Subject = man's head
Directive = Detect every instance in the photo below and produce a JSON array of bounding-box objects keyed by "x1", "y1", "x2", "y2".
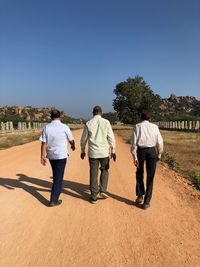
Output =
[
  {"x1": 93, "y1": 105, "x2": 102, "y2": 116},
  {"x1": 141, "y1": 111, "x2": 151, "y2": 121},
  {"x1": 51, "y1": 109, "x2": 61, "y2": 120}
]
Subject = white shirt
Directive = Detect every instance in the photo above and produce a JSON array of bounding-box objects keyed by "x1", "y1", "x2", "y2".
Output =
[
  {"x1": 80, "y1": 115, "x2": 116, "y2": 158},
  {"x1": 131, "y1": 120, "x2": 164, "y2": 160},
  {"x1": 40, "y1": 120, "x2": 74, "y2": 160}
]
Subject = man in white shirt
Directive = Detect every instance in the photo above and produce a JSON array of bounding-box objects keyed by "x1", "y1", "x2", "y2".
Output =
[
  {"x1": 40, "y1": 109, "x2": 75, "y2": 207},
  {"x1": 131, "y1": 111, "x2": 163, "y2": 209},
  {"x1": 80, "y1": 106, "x2": 116, "y2": 202}
]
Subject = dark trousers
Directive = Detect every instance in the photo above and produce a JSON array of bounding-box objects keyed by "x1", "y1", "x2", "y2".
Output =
[
  {"x1": 49, "y1": 158, "x2": 67, "y2": 202},
  {"x1": 89, "y1": 157, "x2": 110, "y2": 197},
  {"x1": 136, "y1": 147, "x2": 157, "y2": 204}
]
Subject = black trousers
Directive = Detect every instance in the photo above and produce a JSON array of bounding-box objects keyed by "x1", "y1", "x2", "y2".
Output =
[
  {"x1": 49, "y1": 158, "x2": 67, "y2": 202},
  {"x1": 136, "y1": 147, "x2": 157, "y2": 204}
]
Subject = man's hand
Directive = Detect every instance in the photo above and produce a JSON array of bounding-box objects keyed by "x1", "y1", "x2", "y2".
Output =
[
  {"x1": 157, "y1": 154, "x2": 161, "y2": 161},
  {"x1": 70, "y1": 140, "x2": 75, "y2": 151},
  {"x1": 111, "y1": 153, "x2": 116, "y2": 162},
  {"x1": 80, "y1": 152, "x2": 86, "y2": 160},
  {"x1": 71, "y1": 144, "x2": 75, "y2": 151},
  {"x1": 134, "y1": 159, "x2": 139, "y2": 168},
  {"x1": 41, "y1": 156, "x2": 47, "y2": 166}
]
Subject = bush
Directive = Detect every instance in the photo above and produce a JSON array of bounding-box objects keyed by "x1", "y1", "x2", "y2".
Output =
[
  {"x1": 162, "y1": 152, "x2": 180, "y2": 171},
  {"x1": 193, "y1": 172, "x2": 200, "y2": 190}
]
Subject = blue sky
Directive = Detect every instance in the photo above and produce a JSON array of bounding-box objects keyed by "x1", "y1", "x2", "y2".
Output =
[{"x1": 0, "y1": 0, "x2": 200, "y2": 118}]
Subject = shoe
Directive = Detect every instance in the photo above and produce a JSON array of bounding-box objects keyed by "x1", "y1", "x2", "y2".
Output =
[
  {"x1": 136, "y1": 196, "x2": 143, "y2": 204},
  {"x1": 90, "y1": 196, "x2": 97, "y2": 203},
  {"x1": 49, "y1": 200, "x2": 62, "y2": 207},
  {"x1": 143, "y1": 203, "x2": 150, "y2": 210},
  {"x1": 99, "y1": 192, "x2": 109, "y2": 199}
]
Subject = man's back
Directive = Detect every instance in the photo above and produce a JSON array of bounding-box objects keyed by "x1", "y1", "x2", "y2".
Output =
[
  {"x1": 81, "y1": 115, "x2": 115, "y2": 158},
  {"x1": 40, "y1": 120, "x2": 73, "y2": 160},
  {"x1": 135, "y1": 120, "x2": 161, "y2": 148}
]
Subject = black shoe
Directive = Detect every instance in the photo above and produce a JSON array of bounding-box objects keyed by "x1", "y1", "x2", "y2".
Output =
[
  {"x1": 90, "y1": 196, "x2": 97, "y2": 203},
  {"x1": 49, "y1": 200, "x2": 62, "y2": 207},
  {"x1": 136, "y1": 196, "x2": 143, "y2": 204},
  {"x1": 143, "y1": 203, "x2": 150, "y2": 210}
]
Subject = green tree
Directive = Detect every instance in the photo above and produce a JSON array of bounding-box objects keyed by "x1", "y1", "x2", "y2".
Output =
[
  {"x1": 102, "y1": 112, "x2": 118, "y2": 124},
  {"x1": 113, "y1": 76, "x2": 161, "y2": 124}
]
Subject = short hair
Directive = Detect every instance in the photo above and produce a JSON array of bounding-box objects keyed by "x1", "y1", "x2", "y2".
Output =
[
  {"x1": 141, "y1": 111, "x2": 151, "y2": 121},
  {"x1": 93, "y1": 105, "x2": 102, "y2": 115},
  {"x1": 51, "y1": 109, "x2": 61, "y2": 119}
]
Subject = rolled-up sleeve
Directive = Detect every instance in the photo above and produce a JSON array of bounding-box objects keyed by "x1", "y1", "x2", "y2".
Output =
[
  {"x1": 157, "y1": 128, "x2": 164, "y2": 158},
  {"x1": 65, "y1": 126, "x2": 74, "y2": 142},
  {"x1": 107, "y1": 123, "x2": 116, "y2": 153},
  {"x1": 130, "y1": 126, "x2": 138, "y2": 160},
  {"x1": 80, "y1": 125, "x2": 88, "y2": 153},
  {"x1": 39, "y1": 127, "x2": 47, "y2": 143}
]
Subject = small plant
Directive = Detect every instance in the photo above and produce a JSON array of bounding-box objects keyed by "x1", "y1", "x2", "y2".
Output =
[
  {"x1": 162, "y1": 152, "x2": 180, "y2": 171},
  {"x1": 193, "y1": 172, "x2": 200, "y2": 190}
]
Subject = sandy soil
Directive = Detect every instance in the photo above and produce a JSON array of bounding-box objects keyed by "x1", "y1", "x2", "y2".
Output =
[{"x1": 0, "y1": 130, "x2": 199, "y2": 267}]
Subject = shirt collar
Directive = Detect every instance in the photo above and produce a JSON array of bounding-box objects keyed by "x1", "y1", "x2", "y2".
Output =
[
  {"x1": 94, "y1": 115, "x2": 101, "y2": 118},
  {"x1": 51, "y1": 119, "x2": 61, "y2": 123}
]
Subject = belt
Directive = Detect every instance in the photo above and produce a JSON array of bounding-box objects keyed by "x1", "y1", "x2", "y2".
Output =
[{"x1": 138, "y1": 146, "x2": 155, "y2": 149}]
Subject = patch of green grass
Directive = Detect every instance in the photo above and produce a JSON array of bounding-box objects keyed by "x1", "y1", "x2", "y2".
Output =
[
  {"x1": 162, "y1": 152, "x2": 180, "y2": 172},
  {"x1": 193, "y1": 172, "x2": 200, "y2": 190}
]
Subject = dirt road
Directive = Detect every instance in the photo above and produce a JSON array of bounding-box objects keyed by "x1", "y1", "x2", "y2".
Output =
[{"x1": 0, "y1": 130, "x2": 199, "y2": 267}]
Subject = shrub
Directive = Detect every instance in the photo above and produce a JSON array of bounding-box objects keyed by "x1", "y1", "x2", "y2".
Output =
[
  {"x1": 193, "y1": 172, "x2": 200, "y2": 190},
  {"x1": 162, "y1": 152, "x2": 180, "y2": 171}
]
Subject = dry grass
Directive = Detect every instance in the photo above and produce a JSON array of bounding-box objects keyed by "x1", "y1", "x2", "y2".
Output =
[
  {"x1": 0, "y1": 132, "x2": 40, "y2": 150},
  {"x1": 161, "y1": 130, "x2": 200, "y2": 178},
  {"x1": 115, "y1": 129, "x2": 132, "y2": 143},
  {"x1": 0, "y1": 126, "x2": 79, "y2": 150},
  {"x1": 115, "y1": 128, "x2": 200, "y2": 181}
]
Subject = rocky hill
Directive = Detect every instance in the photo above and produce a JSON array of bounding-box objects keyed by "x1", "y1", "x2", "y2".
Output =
[
  {"x1": 0, "y1": 106, "x2": 81, "y2": 123},
  {"x1": 160, "y1": 94, "x2": 200, "y2": 116}
]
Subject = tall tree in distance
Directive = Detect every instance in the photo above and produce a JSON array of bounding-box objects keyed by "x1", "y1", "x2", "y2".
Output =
[{"x1": 113, "y1": 76, "x2": 161, "y2": 124}]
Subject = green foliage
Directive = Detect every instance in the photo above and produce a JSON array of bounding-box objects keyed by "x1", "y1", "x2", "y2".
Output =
[
  {"x1": 159, "y1": 114, "x2": 200, "y2": 122},
  {"x1": 193, "y1": 172, "x2": 200, "y2": 190},
  {"x1": 102, "y1": 112, "x2": 118, "y2": 124},
  {"x1": 162, "y1": 152, "x2": 180, "y2": 171},
  {"x1": 113, "y1": 76, "x2": 161, "y2": 124}
]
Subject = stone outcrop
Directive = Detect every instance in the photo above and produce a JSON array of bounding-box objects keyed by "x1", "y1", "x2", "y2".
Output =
[
  {"x1": 0, "y1": 106, "x2": 60, "y2": 121},
  {"x1": 160, "y1": 94, "x2": 199, "y2": 115}
]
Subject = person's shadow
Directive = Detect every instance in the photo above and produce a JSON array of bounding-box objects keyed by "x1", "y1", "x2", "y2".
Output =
[
  {"x1": 0, "y1": 174, "x2": 90, "y2": 206},
  {"x1": 0, "y1": 174, "x2": 139, "y2": 208}
]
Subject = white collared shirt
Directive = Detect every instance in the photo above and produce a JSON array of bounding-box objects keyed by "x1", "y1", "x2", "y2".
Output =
[
  {"x1": 80, "y1": 115, "x2": 116, "y2": 158},
  {"x1": 40, "y1": 120, "x2": 74, "y2": 160},
  {"x1": 131, "y1": 120, "x2": 164, "y2": 160}
]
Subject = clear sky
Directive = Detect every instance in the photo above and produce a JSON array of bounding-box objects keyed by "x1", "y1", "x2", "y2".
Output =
[{"x1": 0, "y1": 0, "x2": 200, "y2": 118}]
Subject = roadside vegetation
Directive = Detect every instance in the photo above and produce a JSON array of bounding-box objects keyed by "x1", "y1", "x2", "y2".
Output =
[
  {"x1": 0, "y1": 125, "x2": 82, "y2": 150},
  {"x1": 115, "y1": 128, "x2": 200, "y2": 190},
  {"x1": 0, "y1": 132, "x2": 40, "y2": 150}
]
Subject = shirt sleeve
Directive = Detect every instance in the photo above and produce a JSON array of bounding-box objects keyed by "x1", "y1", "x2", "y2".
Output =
[
  {"x1": 107, "y1": 122, "x2": 116, "y2": 153},
  {"x1": 130, "y1": 125, "x2": 138, "y2": 160},
  {"x1": 156, "y1": 127, "x2": 164, "y2": 158},
  {"x1": 65, "y1": 126, "x2": 74, "y2": 142},
  {"x1": 80, "y1": 125, "x2": 89, "y2": 153},
  {"x1": 39, "y1": 127, "x2": 47, "y2": 143}
]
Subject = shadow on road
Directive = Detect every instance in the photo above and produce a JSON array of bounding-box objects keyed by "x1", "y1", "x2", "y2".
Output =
[
  {"x1": 0, "y1": 174, "x2": 90, "y2": 206},
  {"x1": 0, "y1": 174, "x2": 140, "y2": 208}
]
